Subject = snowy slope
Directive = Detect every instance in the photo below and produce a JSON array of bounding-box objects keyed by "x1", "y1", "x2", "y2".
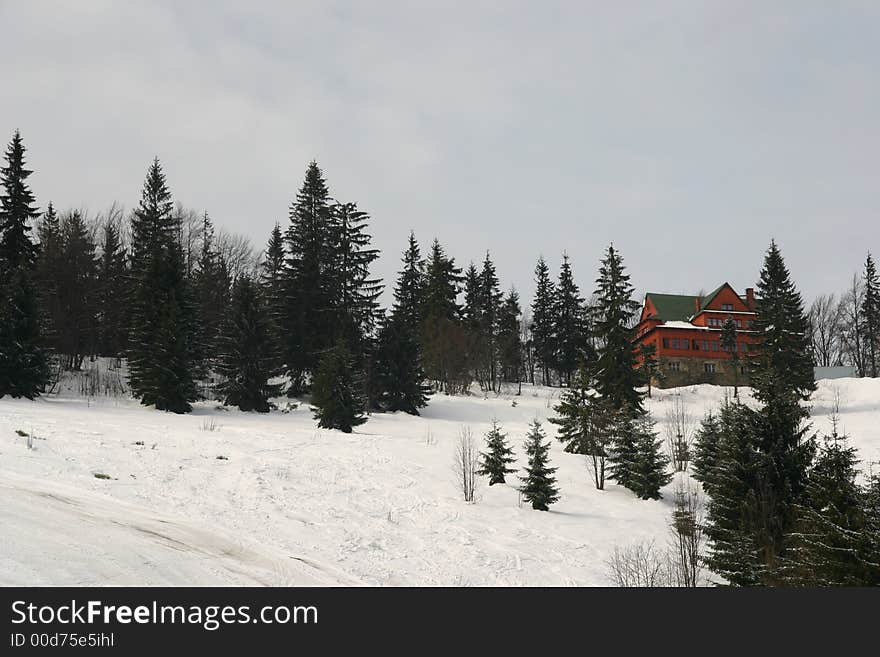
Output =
[{"x1": 1, "y1": 378, "x2": 878, "y2": 586}]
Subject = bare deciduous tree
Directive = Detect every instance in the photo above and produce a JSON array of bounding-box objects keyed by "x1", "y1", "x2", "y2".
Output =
[
  {"x1": 453, "y1": 426, "x2": 479, "y2": 503},
  {"x1": 664, "y1": 393, "x2": 694, "y2": 472},
  {"x1": 216, "y1": 228, "x2": 258, "y2": 280},
  {"x1": 809, "y1": 293, "x2": 843, "y2": 367},
  {"x1": 669, "y1": 481, "x2": 705, "y2": 587},
  {"x1": 839, "y1": 274, "x2": 867, "y2": 376},
  {"x1": 606, "y1": 541, "x2": 676, "y2": 587}
]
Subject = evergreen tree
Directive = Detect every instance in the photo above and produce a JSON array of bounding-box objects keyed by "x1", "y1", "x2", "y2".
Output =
[
  {"x1": 531, "y1": 256, "x2": 557, "y2": 386},
  {"x1": 519, "y1": 420, "x2": 560, "y2": 511},
  {"x1": 749, "y1": 240, "x2": 817, "y2": 570},
  {"x1": 780, "y1": 428, "x2": 878, "y2": 585},
  {"x1": 477, "y1": 420, "x2": 516, "y2": 485},
  {"x1": 554, "y1": 253, "x2": 590, "y2": 386},
  {"x1": 691, "y1": 411, "x2": 723, "y2": 496},
  {"x1": 216, "y1": 274, "x2": 282, "y2": 412},
  {"x1": 861, "y1": 472, "x2": 880, "y2": 584},
  {"x1": 282, "y1": 161, "x2": 332, "y2": 393},
  {"x1": 477, "y1": 252, "x2": 503, "y2": 391},
  {"x1": 703, "y1": 401, "x2": 767, "y2": 586},
  {"x1": 636, "y1": 341, "x2": 659, "y2": 398},
  {"x1": 497, "y1": 288, "x2": 523, "y2": 387},
  {"x1": 720, "y1": 317, "x2": 740, "y2": 397},
  {"x1": 325, "y1": 201, "x2": 382, "y2": 356},
  {"x1": 0, "y1": 131, "x2": 48, "y2": 399},
  {"x1": 56, "y1": 210, "x2": 98, "y2": 370},
  {"x1": 34, "y1": 202, "x2": 63, "y2": 354},
  {"x1": 311, "y1": 339, "x2": 368, "y2": 433},
  {"x1": 591, "y1": 244, "x2": 643, "y2": 416},
  {"x1": 374, "y1": 312, "x2": 430, "y2": 414},
  {"x1": 629, "y1": 413, "x2": 672, "y2": 500},
  {"x1": 421, "y1": 239, "x2": 467, "y2": 393},
  {"x1": 373, "y1": 236, "x2": 430, "y2": 415},
  {"x1": 96, "y1": 220, "x2": 128, "y2": 359},
  {"x1": 259, "y1": 222, "x2": 285, "y2": 371},
  {"x1": 193, "y1": 212, "x2": 231, "y2": 386},
  {"x1": 549, "y1": 365, "x2": 615, "y2": 489},
  {"x1": 860, "y1": 253, "x2": 880, "y2": 377},
  {"x1": 127, "y1": 159, "x2": 197, "y2": 413}
]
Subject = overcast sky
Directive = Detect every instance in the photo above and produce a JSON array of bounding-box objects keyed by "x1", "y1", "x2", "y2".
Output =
[{"x1": 2, "y1": 1, "x2": 878, "y2": 307}]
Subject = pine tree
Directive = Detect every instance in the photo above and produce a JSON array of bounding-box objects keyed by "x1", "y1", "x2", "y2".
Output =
[
  {"x1": 216, "y1": 274, "x2": 282, "y2": 412},
  {"x1": 478, "y1": 420, "x2": 516, "y2": 485},
  {"x1": 531, "y1": 256, "x2": 557, "y2": 386},
  {"x1": 861, "y1": 472, "x2": 880, "y2": 584},
  {"x1": 592, "y1": 244, "x2": 643, "y2": 416},
  {"x1": 549, "y1": 365, "x2": 615, "y2": 489},
  {"x1": 860, "y1": 252, "x2": 880, "y2": 378},
  {"x1": 691, "y1": 411, "x2": 723, "y2": 496},
  {"x1": 749, "y1": 240, "x2": 817, "y2": 569},
  {"x1": 282, "y1": 161, "x2": 332, "y2": 393},
  {"x1": 477, "y1": 252, "x2": 503, "y2": 391},
  {"x1": 0, "y1": 131, "x2": 48, "y2": 399},
  {"x1": 554, "y1": 253, "x2": 590, "y2": 386},
  {"x1": 779, "y1": 428, "x2": 877, "y2": 585},
  {"x1": 394, "y1": 232, "x2": 425, "y2": 329},
  {"x1": 96, "y1": 220, "x2": 128, "y2": 359},
  {"x1": 720, "y1": 317, "x2": 740, "y2": 397},
  {"x1": 519, "y1": 420, "x2": 560, "y2": 511},
  {"x1": 311, "y1": 340, "x2": 368, "y2": 433},
  {"x1": 629, "y1": 413, "x2": 672, "y2": 500},
  {"x1": 127, "y1": 159, "x2": 197, "y2": 413}
]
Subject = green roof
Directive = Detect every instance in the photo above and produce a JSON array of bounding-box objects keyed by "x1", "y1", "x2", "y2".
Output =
[{"x1": 645, "y1": 283, "x2": 732, "y2": 322}]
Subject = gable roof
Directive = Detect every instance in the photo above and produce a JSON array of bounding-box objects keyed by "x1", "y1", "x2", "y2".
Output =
[
  {"x1": 645, "y1": 283, "x2": 737, "y2": 322},
  {"x1": 644, "y1": 293, "x2": 698, "y2": 322}
]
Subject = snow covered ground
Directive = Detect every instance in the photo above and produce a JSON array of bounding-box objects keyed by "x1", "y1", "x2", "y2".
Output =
[{"x1": 1, "y1": 376, "x2": 878, "y2": 586}]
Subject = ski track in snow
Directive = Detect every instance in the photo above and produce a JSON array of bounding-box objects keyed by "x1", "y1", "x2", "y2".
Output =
[{"x1": 1, "y1": 378, "x2": 878, "y2": 586}]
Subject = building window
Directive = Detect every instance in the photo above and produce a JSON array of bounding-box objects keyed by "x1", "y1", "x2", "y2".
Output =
[
  {"x1": 711, "y1": 341, "x2": 719, "y2": 352},
  {"x1": 704, "y1": 363, "x2": 716, "y2": 374},
  {"x1": 662, "y1": 338, "x2": 669, "y2": 349},
  {"x1": 740, "y1": 366, "x2": 748, "y2": 374},
  {"x1": 736, "y1": 320, "x2": 742, "y2": 328},
  {"x1": 722, "y1": 303, "x2": 733, "y2": 311},
  {"x1": 668, "y1": 362, "x2": 681, "y2": 372}
]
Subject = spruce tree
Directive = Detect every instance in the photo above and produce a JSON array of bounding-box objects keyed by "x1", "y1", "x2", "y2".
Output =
[
  {"x1": 549, "y1": 365, "x2": 614, "y2": 489},
  {"x1": 282, "y1": 161, "x2": 332, "y2": 393},
  {"x1": 259, "y1": 222, "x2": 286, "y2": 373},
  {"x1": 35, "y1": 202, "x2": 63, "y2": 354},
  {"x1": 629, "y1": 413, "x2": 672, "y2": 500},
  {"x1": 703, "y1": 401, "x2": 767, "y2": 586},
  {"x1": 497, "y1": 288, "x2": 523, "y2": 387},
  {"x1": 421, "y1": 239, "x2": 466, "y2": 393},
  {"x1": 780, "y1": 428, "x2": 876, "y2": 585},
  {"x1": 720, "y1": 317, "x2": 740, "y2": 397},
  {"x1": 216, "y1": 274, "x2": 282, "y2": 412},
  {"x1": 749, "y1": 240, "x2": 817, "y2": 569},
  {"x1": 691, "y1": 411, "x2": 723, "y2": 496},
  {"x1": 531, "y1": 256, "x2": 557, "y2": 386},
  {"x1": 519, "y1": 420, "x2": 560, "y2": 511},
  {"x1": 860, "y1": 253, "x2": 880, "y2": 378},
  {"x1": 477, "y1": 420, "x2": 516, "y2": 485},
  {"x1": 636, "y1": 341, "x2": 659, "y2": 398},
  {"x1": 373, "y1": 235, "x2": 430, "y2": 415},
  {"x1": 311, "y1": 339, "x2": 367, "y2": 433},
  {"x1": 127, "y1": 159, "x2": 197, "y2": 413},
  {"x1": 554, "y1": 253, "x2": 590, "y2": 386},
  {"x1": 477, "y1": 252, "x2": 503, "y2": 391},
  {"x1": 0, "y1": 131, "x2": 48, "y2": 399},
  {"x1": 96, "y1": 220, "x2": 128, "y2": 359},
  {"x1": 591, "y1": 244, "x2": 643, "y2": 416},
  {"x1": 56, "y1": 210, "x2": 98, "y2": 370},
  {"x1": 192, "y1": 212, "x2": 231, "y2": 387}
]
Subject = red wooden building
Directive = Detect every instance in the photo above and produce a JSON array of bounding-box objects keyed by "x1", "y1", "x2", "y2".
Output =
[{"x1": 633, "y1": 283, "x2": 760, "y2": 388}]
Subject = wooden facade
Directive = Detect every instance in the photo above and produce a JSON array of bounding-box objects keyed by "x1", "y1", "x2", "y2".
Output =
[{"x1": 633, "y1": 283, "x2": 760, "y2": 388}]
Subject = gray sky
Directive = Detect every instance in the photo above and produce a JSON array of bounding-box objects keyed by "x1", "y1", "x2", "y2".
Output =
[{"x1": 2, "y1": 1, "x2": 878, "y2": 307}]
